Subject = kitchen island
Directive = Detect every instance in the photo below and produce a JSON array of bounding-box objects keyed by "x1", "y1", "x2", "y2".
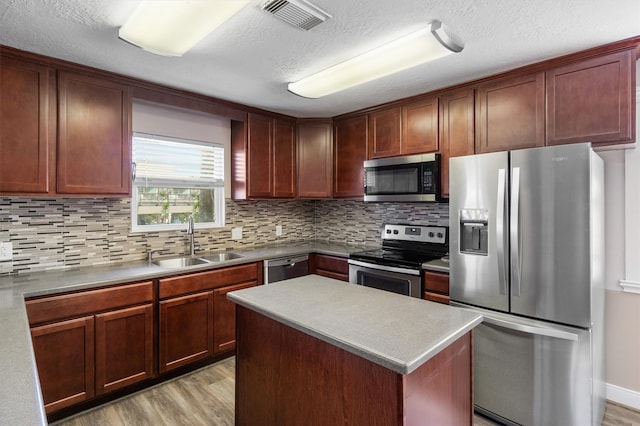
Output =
[{"x1": 228, "y1": 275, "x2": 482, "y2": 426}]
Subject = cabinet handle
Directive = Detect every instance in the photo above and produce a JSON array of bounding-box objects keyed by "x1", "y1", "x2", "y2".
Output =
[{"x1": 132, "y1": 162, "x2": 137, "y2": 182}]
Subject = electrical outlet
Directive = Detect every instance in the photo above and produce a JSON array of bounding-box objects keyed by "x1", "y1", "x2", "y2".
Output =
[
  {"x1": 276, "y1": 225, "x2": 283, "y2": 237},
  {"x1": 231, "y1": 227, "x2": 243, "y2": 240},
  {"x1": 0, "y1": 242, "x2": 13, "y2": 261}
]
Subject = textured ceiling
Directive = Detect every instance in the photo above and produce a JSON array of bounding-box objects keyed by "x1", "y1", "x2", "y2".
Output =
[{"x1": 0, "y1": 0, "x2": 639, "y2": 118}]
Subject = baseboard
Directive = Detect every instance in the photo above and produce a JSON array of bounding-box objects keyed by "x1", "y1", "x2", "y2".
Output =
[{"x1": 607, "y1": 383, "x2": 640, "y2": 410}]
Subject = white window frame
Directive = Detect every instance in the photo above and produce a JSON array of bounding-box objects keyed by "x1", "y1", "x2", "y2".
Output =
[{"x1": 131, "y1": 132, "x2": 225, "y2": 233}]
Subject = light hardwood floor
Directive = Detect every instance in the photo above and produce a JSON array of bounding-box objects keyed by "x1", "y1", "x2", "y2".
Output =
[{"x1": 54, "y1": 357, "x2": 640, "y2": 426}]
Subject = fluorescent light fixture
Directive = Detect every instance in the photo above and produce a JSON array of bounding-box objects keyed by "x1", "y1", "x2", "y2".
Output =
[
  {"x1": 288, "y1": 20, "x2": 464, "y2": 98},
  {"x1": 119, "y1": 1, "x2": 250, "y2": 57}
]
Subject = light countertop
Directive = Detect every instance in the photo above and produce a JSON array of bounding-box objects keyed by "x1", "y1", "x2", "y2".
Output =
[
  {"x1": 0, "y1": 240, "x2": 368, "y2": 426},
  {"x1": 227, "y1": 275, "x2": 482, "y2": 375}
]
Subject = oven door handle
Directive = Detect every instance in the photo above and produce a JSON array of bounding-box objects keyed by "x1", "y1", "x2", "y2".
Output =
[{"x1": 347, "y1": 259, "x2": 421, "y2": 276}]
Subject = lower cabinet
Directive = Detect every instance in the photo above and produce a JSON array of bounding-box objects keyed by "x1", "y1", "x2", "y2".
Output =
[
  {"x1": 310, "y1": 253, "x2": 349, "y2": 281},
  {"x1": 423, "y1": 270, "x2": 450, "y2": 304},
  {"x1": 26, "y1": 261, "x2": 263, "y2": 417},
  {"x1": 30, "y1": 316, "x2": 95, "y2": 413},
  {"x1": 95, "y1": 304, "x2": 154, "y2": 395},
  {"x1": 158, "y1": 263, "x2": 261, "y2": 373},
  {"x1": 159, "y1": 291, "x2": 214, "y2": 373},
  {"x1": 213, "y1": 282, "x2": 257, "y2": 353},
  {"x1": 26, "y1": 281, "x2": 155, "y2": 414}
]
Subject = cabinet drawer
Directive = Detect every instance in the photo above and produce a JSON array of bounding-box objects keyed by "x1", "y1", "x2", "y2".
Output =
[
  {"x1": 26, "y1": 281, "x2": 154, "y2": 325},
  {"x1": 315, "y1": 254, "x2": 348, "y2": 275},
  {"x1": 159, "y1": 263, "x2": 260, "y2": 299},
  {"x1": 424, "y1": 271, "x2": 449, "y2": 294},
  {"x1": 424, "y1": 291, "x2": 450, "y2": 305}
]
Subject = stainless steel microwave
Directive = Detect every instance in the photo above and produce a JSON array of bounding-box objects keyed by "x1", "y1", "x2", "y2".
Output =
[{"x1": 363, "y1": 153, "x2": 441, "y2": 202}]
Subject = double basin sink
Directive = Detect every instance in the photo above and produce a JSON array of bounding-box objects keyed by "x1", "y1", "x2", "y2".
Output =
[{"x1": 152, "y1": 252, "x2": 244, "y2": 268}]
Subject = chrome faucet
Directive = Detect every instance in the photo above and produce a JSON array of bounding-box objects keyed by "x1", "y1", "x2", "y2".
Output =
[{"x1": 187, "y1": 215, "x2": 195, "y2": 256}]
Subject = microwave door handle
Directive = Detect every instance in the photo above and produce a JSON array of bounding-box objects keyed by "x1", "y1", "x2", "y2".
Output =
[
  {"x1": 496, "y1": 168, "x2": 507, "y2": 295},
  {"x1": 510, "y1": 167, "x2": 522, "y2": 297}
]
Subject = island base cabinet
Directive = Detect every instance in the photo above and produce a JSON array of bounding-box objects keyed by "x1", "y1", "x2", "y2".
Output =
[
  {"x1": 31, "y1": 316, "x2": 95, "y2": 413},
  {"x1": 235, "y1": 306, "x2": 472, "y2": 426}
]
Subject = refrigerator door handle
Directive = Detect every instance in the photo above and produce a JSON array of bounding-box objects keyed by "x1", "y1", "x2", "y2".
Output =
[
  {"x1": 483, "y1": 316, "x2": 579, "y2": 341},
  {"x1": 496, "y1": 168, "x2": 507, "y2": 295},
  {"x1": 510, "y1": 167, "x2": 522, "y2": 296}
]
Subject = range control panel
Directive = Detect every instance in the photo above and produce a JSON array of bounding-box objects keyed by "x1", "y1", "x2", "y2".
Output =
[{"x1": 381, "y1": 224, "x2": 447, "y2": 244}]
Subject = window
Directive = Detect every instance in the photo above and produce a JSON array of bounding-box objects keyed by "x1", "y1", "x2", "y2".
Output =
[{"x1": 131, "y1": 133, "x2": 225, "y2": 231}]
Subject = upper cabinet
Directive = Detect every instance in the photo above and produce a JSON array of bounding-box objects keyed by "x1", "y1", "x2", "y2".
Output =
[
  {"x1": 439, "y1": 88, "x2": 475, "y2": 198},
  {"x1": 367, "y1": 98, "x2": 439, "y2": 159},
  {"x1": 297, "y1": 119, "x2": 333, "y2": 199},
  {"x1": 367, "y1": 107, "x2": 402, "y2": 158},
  {"x1": 0, "y1": 54, "x2": 132, "y2": 197},
  {"x1": 475, "y1": 72, "x2": 545, "y2": 153},
  {"x1": 333, "y1": 115, "x2": 367, "y2": 198},
  {"x1": 246, "y1": 113, "x2": 273, "y2": 198},
  {"x1": 0, "y1": 56, "x2": 55, "y2": 194},
  {"x1": 402, "y1": 96, "x2": 439, "y2": 155},
  {"x1": 273, "y1": 118, "x2": 296, "y2": 198},
  {"x1": 57, "y1": 71, "x2": 132, "y2": 195},
  {"x1": 243, "y1": 113, "x2": 296, "y2": 199},
  {"x1": 546, "y1": 49, "x2": 635, "y2": 146}
]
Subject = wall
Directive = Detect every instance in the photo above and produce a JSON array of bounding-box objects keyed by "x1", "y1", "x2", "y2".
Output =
[
  {"x1": 601, "y1": 88, "x2": 640, "y2": 408},
  {"x1": 0, "y1": 197, "x2": 449, "y2": 275},
  {"x1": 314, "y1": 200, "x2": 449, "y2": 245},
  {"x1": 0, "y1": 198, "x2": 314, "y2": 275}
]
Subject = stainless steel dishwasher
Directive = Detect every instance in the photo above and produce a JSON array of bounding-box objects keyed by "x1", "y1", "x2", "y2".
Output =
[{"x1": 264, "y1": 254, "x2": 309, "y2": 284}]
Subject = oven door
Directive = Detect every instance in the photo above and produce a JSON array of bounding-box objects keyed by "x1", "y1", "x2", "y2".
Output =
[{"x1": 348, "y1": 259, "x2": 422, "y2": 298}]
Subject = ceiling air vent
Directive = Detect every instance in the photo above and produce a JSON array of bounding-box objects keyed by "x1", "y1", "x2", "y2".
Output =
[{"x1": 261, "y1": 0, "x2": 331, "y2": 31}]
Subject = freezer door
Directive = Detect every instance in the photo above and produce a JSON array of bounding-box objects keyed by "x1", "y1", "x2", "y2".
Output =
[
  {"x1": 474, "y1": 317, "x2": 600, "y2": 426},
  {"x1": 450, "y1": 151, "x2": 509, "y2": 311},
  {"x1": 509, "y1": 143, "x2": 601, "y2": 327}
]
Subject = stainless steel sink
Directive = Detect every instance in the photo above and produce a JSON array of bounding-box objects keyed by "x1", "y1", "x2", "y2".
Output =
[
  {"x1": 152, "y1": 256, "x2": 210, "y2": 268},
  {"x1": 198, "y1": 252, "x2": 244, "y2": 263}
]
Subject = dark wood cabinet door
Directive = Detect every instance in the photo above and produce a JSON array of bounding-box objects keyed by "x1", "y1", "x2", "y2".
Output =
[
  {"x1": 273, "y1": 119, "x2": 296, "y2": 198},
  {"x1": 95, "y1": 304, "x2": 154, "y2": 395},
  {"x1": 247, "y1": 113, "x2": 273, "y2": 198},
  {"x1": 423, "y1": 270, "x2": 450, "y2": 304},
  {"x1": 439, "y1": 88, "x2": 475, "y2": 198},
  {"x1": 0, "y1": 56, "x2": 54, "y2": 194},
  {"x1": 476, "y1": 73, "x2": 545, "y2": 153},
  {"x1": 31, "y1": 316, "x2": 95, "y2": 414},
  {"x1": 333, "y1": 115, "x2": 367, "y2": 198},
  {"x1": 213, "y1": 281, "x2": 257, "y2": 354},
  {"x1": 368, "y1": 107, "x2": 401, "y2": 159},
  {"x1": 57, "y1": 71, "x2": 131, "y2": 195},
  {"x1": 402, "y1": 96, "x2": 439, "y2": 155},
  {"x1": 159, "y1": 291, "x2": 214, "y2": 373},
  {"x1": 546, "y1": 50, "x2": 635, "y2": 146},
  {"x1": 297, "y1": 119, "x2": 332, "y2": 198},
  {"x1": 310, "y1": 254, "x2": 349, "y2": 282}
]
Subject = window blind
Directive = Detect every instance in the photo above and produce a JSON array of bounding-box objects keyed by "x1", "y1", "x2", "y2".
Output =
[{"x1": 132, "y1": 133, "x2": 224, "y2": 188}]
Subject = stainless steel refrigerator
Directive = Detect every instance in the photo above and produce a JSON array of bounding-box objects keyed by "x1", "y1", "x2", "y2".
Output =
[{"x1": 449, "y1": 143, "x2": 605, "y2": 426}]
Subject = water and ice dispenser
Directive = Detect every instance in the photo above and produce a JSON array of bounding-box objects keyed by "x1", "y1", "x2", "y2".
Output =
[{"x1": 459, "y1": 209, "x2": 489, "y2": 255}]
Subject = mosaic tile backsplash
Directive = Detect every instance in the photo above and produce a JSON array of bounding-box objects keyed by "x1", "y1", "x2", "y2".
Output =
[{"x1": 0, "y1": 197, "x2": 448, "y2": 275}]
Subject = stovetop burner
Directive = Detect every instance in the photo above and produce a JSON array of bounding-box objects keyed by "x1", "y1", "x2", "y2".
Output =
[{"x1": 350, "y1": 224, "x2": 448, "y2": 269}]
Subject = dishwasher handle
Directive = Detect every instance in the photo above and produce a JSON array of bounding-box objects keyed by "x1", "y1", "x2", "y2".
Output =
[{"x1": 264, "y1": 254, "x2": 309, "y2": 268}]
